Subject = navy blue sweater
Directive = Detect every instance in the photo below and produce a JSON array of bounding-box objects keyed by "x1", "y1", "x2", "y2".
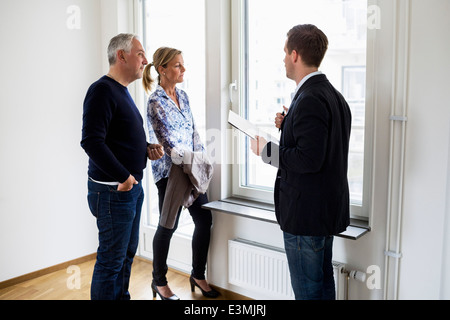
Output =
[{"x1": 81, "y1": 76, "x2": 148, "y2": 183}]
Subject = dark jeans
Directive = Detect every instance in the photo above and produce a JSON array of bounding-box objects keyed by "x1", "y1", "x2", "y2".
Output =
[
  {"x1": 87, "y1": 179, "x2": 144, "y2": 300},
  {"x1": 283, "y1": 233, "x2": 335, "y2": 300},
  {"x1": 152, "y1": 178, "x2": 212, "y2": 286}
]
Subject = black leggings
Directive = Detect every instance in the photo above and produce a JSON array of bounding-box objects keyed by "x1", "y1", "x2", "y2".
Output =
[{"x1": 152, "y1": 178, "x2": 213, "y2": 286}]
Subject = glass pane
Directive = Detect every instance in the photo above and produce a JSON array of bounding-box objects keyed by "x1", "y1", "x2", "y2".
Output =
[
  {"x1": 142, "y1": 0, "x2": 206, "y2": 233},
  {"x1": 243, "y1": 0, "x2": 367, "y2": 206}
]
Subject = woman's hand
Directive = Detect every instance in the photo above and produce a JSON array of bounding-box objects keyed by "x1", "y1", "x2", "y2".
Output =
[{"x1": 147, "y1": 144, "x2": 165, "y2": 160}]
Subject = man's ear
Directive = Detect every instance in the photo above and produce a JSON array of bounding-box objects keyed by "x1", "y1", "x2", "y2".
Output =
[
  {"x1": 291, "y1": 49, "x2": 299, "y2": 63},
  {"x1": 117, "y1": 50, "x2": 126, "y2": 63}
]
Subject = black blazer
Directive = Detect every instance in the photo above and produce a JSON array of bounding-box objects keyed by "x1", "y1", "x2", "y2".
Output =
[{"x1": 263, "y1": 74, "x2": 351, "y2": 236}]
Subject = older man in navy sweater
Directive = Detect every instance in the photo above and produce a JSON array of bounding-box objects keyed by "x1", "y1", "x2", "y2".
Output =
[{"x1": 81, "y1": 34, "x2": 163, "y2": 300}]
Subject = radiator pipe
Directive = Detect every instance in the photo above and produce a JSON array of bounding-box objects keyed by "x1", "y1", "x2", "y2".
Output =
[
  {"x1": 383, "y1": 0, "x2": 410, "y2": 300},
  {"x1": 342, "y1": 268, "x2": 367, "y2": 300}
]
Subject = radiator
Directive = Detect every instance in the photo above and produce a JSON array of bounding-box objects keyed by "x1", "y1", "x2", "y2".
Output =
[
  {"x1": 228, "y1": 239, "x2": 347, "y2": 300},
  {"x1": 332, "y1": 261, "x2": 346, "y2": 300}
]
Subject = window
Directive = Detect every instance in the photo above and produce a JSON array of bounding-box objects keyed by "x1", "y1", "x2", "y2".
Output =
[
  {"x1": 231, "y1": 0, "x2": 371, "y2": 219},
  {"x1": 140, "y1": 0, "x2": 206, "y2": 235}
]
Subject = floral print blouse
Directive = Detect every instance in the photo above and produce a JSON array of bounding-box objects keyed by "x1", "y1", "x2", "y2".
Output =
[{"x1": 147, "y1": 85, "x2": 204, "y2": 183}]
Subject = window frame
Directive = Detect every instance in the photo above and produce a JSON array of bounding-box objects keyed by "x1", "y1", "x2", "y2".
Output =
[
  {"x1": 230, "y1": 0, "x2": 376, "y2": 221},
  {"x1": 230, "y1": 0, "x2": 275, "y2": 204}
]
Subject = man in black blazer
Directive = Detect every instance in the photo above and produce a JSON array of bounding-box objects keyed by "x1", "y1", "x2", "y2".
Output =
[{"x1": 251, "y1": 24, "x2": 352, "y2": 300}]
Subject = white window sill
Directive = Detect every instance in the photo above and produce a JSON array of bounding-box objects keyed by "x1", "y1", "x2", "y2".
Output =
[{"x1": 202, "y1": 197, "x2": 369, "y2": 240}]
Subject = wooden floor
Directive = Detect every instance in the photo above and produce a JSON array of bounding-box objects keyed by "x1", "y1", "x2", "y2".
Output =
[{"x1": 0, "y1": 257, "x2": 249, "y2": 300}]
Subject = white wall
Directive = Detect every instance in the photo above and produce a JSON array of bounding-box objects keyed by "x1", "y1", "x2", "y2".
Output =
[
  {"x1": 396, "y1": 0, "x2": 450, "y2": 299},
  {"x1": 0, "y1": 0, "x2": 139, "y2": 283},
  {"x1": 0, "y1": 0, "x2": 103, "y2": 282}
]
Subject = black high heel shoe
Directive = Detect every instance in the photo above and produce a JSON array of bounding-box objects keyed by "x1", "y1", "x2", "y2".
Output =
[
  {"x1": 189, "y1": 276, "x2": 220, "y2": 298},
  {"x1": 151, "y1": 281, "x2": 180, "y2": 300}
]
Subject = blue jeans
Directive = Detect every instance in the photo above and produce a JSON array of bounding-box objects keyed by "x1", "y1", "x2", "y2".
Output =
[
  {"x1": 283, "y1": 232, "x2": 335, "y2": 300},
  {"x1": 87, "y1": 179, "x2": 144, "y2": 300}
]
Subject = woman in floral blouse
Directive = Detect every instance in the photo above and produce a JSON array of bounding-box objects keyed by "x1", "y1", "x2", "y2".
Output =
[{"x1": 142, "y1": 47, "x2": 218, "y2": 300}]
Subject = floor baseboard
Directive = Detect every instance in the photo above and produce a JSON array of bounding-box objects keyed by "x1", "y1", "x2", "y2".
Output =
[{"x1": 0, "y1": 253, "x2": 96, "y2": 290}]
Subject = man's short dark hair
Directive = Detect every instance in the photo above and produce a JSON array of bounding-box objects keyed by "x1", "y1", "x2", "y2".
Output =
[{"x1": 287, "y1": 24, "x2": 328, "y2": 68}]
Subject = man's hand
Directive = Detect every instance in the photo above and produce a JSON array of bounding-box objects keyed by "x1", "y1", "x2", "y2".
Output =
[
  {"x1": 275, "y1": 106, "x2": 289, "y2": 129},
  {"x1": 250, "y1": 135, "x2": 268, "y2": 156},
  {"x1": 147, "y1": 144, "x2": 164, "y2": 160},
  {"x1": 118, "y1": 174, "x2": 138, "y2": 192}
]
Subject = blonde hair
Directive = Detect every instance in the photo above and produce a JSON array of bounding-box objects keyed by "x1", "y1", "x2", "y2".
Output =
[{"x1": 143, "y1": 47, "x2": 182, "y2": 93}]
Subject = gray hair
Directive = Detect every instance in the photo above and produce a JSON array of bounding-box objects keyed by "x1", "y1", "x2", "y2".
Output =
[{"x1": 107, "y1": 33, "x2": 139, "y2": 66}]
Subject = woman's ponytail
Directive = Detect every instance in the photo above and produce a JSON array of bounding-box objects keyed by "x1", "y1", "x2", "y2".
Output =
[{"x1": 142, "y1": 63, "x2": 155, "y2": 94}]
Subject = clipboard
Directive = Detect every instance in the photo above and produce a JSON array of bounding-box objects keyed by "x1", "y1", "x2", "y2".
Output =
[
  {"x1": 228, "y1": 110, "x2": 258, "y2": 140},
  {"x1": 228, "y1": 110, "x2": 279, "y2": 143}
]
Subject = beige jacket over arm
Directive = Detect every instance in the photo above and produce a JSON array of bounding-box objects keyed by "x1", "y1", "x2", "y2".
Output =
[{"x1": 159, "y1": 149, "x2": 213, "y2": 229}]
